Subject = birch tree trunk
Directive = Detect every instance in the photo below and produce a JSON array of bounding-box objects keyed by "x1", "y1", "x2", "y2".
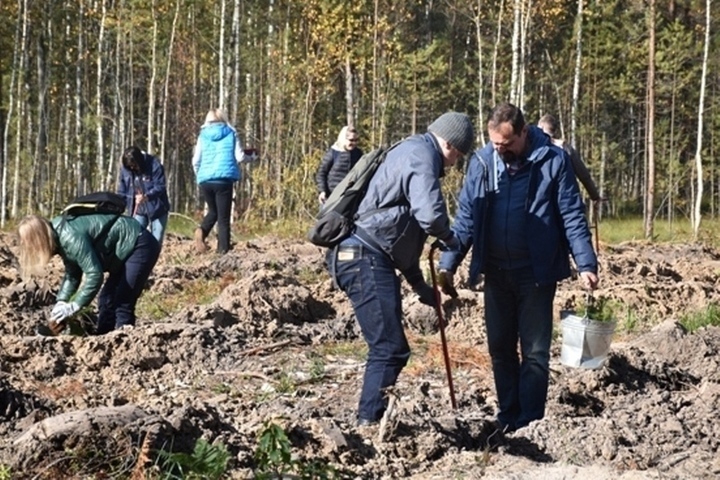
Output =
[
  {"x1": 75, "y1": 0, "x2": 85, "y2": 196},
  {"x1": 644, "y1": 0, "x2": 656, "y2": 239},
  {"x1": 491, "y1": 0, "x2": 505, "y2": 106},
  {"x1": 11, "y1": 0, "x2": 29, "y2": 219},
  {"x1": 345, "y1": 56, "x2": 353, "y2": 127},
  {"x1": 148, "y1": 0, "x2": 158, "y2": 152},
  {"x1": 95, "y1": 0, "x2": 108, "y2": 191},
  {"x1": 517, "y1": 0, "x2": 533, "y2": 108},
  {"x1": 371, "y1": 0, "x2": 379, "y2": 145},
  {"x1": 474, "y1": 0, "x2": 486, "y2": 145},
  {"x1": 218, "y1": 0, "x2": 227, "y2": 111},
  {"x1": 599, "y1": 132, "x2": 606, "y2": 221},
  {"x1": 160, "y1": 0, "x2": 181, "y2": 162},
  {"x1": 570, "y1": 0, "x2": 583, "y2": 148},
  {"x1": 29, "y1": 4, "x2": 50, "y2": 215},
  {"x1": 1, "y1": 0, "x2": 23, "y2": 226},
  {"x1": 692, "y1": 0, "x2": 710, "y2": 238},
  {"x1": 231, "y1": 0, "x2": 240, "y2": 123},
  {"x1": 509, "y1": 0, "x2": 521, "y2": 104}
]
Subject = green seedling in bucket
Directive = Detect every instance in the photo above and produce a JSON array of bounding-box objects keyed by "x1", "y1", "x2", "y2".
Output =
[
  {"x1": 574, "y1": 294, "x2": 618, "y2": 323},
  {"x1": 560, "y1": 292, "x2": 618, "y2": 369}
]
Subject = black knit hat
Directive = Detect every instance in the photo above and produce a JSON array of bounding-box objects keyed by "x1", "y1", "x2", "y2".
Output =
[{"x1": 428, "y1": 112, "x2": 475, "y2": 155}]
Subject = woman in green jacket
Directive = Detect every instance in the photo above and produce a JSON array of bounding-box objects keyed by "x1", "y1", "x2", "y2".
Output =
[{"x1": 18, "y1": 213, "x2": 160, "y2": 334}]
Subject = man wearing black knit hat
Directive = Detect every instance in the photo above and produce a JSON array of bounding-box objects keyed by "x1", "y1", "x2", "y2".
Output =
[{"x1": 331, "y1": 111, "x2": 475, "y2": 427}]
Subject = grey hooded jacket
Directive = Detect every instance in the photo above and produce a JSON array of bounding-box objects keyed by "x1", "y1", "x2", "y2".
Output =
[{"x1": 354, "y1": 132, "x2": 454, "y2": 281}]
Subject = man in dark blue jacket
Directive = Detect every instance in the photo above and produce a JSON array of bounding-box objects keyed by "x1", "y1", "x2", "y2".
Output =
[
  {"x1": 333, "y1": 111, "x2": 474, "y2": 426},
  {"x1": 439, "y1": 103, "x2": 598, "y2": 433}
]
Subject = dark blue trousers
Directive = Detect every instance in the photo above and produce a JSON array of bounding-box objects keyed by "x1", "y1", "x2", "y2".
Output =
[
  {"x1": 199, "y1": 181, "x2": 234, "y2": 253},
  {"x1": 96, "y1": 230, "x2": 160, "y2": 334},
  {"x1": 484, "y1": 265, "x2": 556, "y2": 430},
  {"x1": 333, "y1": 237, "x2": 410, "y2": 422}
]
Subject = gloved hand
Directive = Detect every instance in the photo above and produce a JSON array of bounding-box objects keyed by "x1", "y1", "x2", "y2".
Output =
[
  {"x1": 412, "y1": 281, "x2": 437, "y2": 308},
  {"x1": 318, "y1": 192, "x2": 327, "y2": 204},
  {"x1": 437, "y1": 270, "x2": 459, "y2": 298},
  {"x1": 50, "y1": 301, "x2": 80, "y2": 323},
  {"x1": 431, "y1": 233, "x2": 459, "y2": 251}
]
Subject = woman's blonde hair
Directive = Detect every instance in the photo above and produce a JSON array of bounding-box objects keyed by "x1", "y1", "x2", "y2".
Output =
[
  {"x1": 204, "y1": 108, "x2": 229, "y2": 125},
  {"x1": 17, "y1": 215, "x2": 56, "y2": 279},
  {"x1": 333, "y1": 126, "x2": 358, "y2": 150}
]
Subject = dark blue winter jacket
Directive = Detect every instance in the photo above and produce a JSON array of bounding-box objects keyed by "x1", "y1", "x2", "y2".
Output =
[
  {"x1": 439, "y1": 125, "x2": 597, "y2": 285},
  {"x1": 117, "y1": 152, "x2": 171, "y2": 220}
]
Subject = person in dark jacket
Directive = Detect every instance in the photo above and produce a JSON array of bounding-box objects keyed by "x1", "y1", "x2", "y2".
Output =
[
  {"x1": 118, "y1": 146, "x2": 171, "y2": 248},
  {"x1": 316, "y1": 126, "x2": 363, "y2": 204},
  {"x1": 537, "y1": 113, "x2": 602, "y2": 202},
  {"x1": 333, "y1": 111, "x2": 474, "y2": 426},
  {"x1": 438, "y1": 103, "x2": 599, "y2": 433},
  {"x1": 192, "y1": 108, "x2": 255, "y2": 254},
  {"x1": 17, "y1": 213, "x2": 160, "y2": 334}
]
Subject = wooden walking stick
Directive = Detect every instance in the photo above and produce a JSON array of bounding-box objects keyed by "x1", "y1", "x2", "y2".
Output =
[{"x1": 428, "y1": 244, "x2": 457, "y2": 410}]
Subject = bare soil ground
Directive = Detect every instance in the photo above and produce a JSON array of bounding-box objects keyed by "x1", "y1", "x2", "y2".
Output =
[{"x1": 1, "y1": 232, "x2": 719, "y2": 479}]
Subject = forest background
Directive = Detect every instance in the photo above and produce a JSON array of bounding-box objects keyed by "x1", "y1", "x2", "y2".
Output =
[{"x1": 0, "y1": 0, "x2": 717, "y2": 240}]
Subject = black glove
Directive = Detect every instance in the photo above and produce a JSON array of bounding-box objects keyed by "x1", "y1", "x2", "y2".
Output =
[
  {"x1": 431, "y1": 233, "x2": 459, "y2": 251},
  {"x1": 437, "y1": 270, "x2": 459, "y2": 298},
  {"x1": 412, "y1": 281, "x2": 437, "y2": 308}
]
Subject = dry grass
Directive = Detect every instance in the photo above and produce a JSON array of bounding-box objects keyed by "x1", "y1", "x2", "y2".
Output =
[
  {"x1": 405, "y1": 338, "x2": 491, "y2": 377},
  {"x1": 33, "y1": 378, "x2": 87, "y2": 401}
]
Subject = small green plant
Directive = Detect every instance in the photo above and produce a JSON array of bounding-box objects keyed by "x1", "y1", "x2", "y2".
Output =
[
  {"x1": 570, "y1": 294, "x2": 618, "y2": 323},
  {"x1": 254, "y1": 422, "x2": 294, "y2": 479},
  {"x1": 210, "y1": 382, "x2": 232, "y2": 394},
  {"x1": 679, "y1": 303, "x2": 720, "y2": 333},
  {"x1": 157, "y1": 438, "x2": 230, "y2": 480},
  {"x1": 254, "y1": 422, "x2": 338, "y2": 480},
  {"x1": 0, "y1": 464, "x2": 12, "y2": 480},
  {"x1": 276, "y1": 372, "x2": 297, "y2": 394},
  {"x1": 308, "y1": 355, "x2": 326, "y2": 382},
  {"x1": 296, "y1": 265, "x2": 325, "y2": 284},
  {"x1": 623, "y1": 306, "x2": 640, "y2": 332}
]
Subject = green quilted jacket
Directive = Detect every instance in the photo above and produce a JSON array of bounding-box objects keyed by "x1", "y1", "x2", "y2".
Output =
[{"x1": 51, "y1": 214, "x2": 142, "y2": 307}]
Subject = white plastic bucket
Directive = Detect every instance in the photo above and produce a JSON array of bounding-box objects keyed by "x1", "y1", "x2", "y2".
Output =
[{"x1": 560, "y1": 311, "x2": 616, "y2": 369}]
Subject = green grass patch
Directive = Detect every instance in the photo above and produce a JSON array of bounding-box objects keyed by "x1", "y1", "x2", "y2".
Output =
[
  {"x1": 296, "y1": 265, "x2": 327, "y2": 285},
  {"x1": 313, "y1": 340, "x2": 368, "y2": 360},
  {"x1": 597, "y1": 217, "x2": 720, "y2": 246},
  {"x1": 162, "y1": 215, "x2": 720, "y2": 249},
  {"x1": 137, "y1": 277, "x2": 226, "y2": 320},
  {"x1": 679, "y1": 303, "x2": 720, "y2": 333},
  {"x1": 167, "y1": 212, "x2": 201, "y2": 239}
]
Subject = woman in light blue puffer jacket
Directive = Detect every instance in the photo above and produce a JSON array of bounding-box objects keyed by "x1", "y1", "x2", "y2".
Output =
[{"x1": 192, "y1": 109, "x2": 255, "y2": 254}]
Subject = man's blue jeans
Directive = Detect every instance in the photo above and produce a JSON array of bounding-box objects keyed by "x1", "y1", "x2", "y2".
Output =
[
  {"x1": 134, "y1": 212, "x2": 168, "y2": 249},
  {"x1": 333, "y1": 238, "x2": 410, "y2": 422},
  {"x1": 483, "y1": 265, "x2": 556, "y2": 430}
]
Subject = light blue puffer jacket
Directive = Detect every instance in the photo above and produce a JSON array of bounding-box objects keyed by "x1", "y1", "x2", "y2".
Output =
[{"x1": 194, "y1": 122, "x2": 240, "y2": 184}]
